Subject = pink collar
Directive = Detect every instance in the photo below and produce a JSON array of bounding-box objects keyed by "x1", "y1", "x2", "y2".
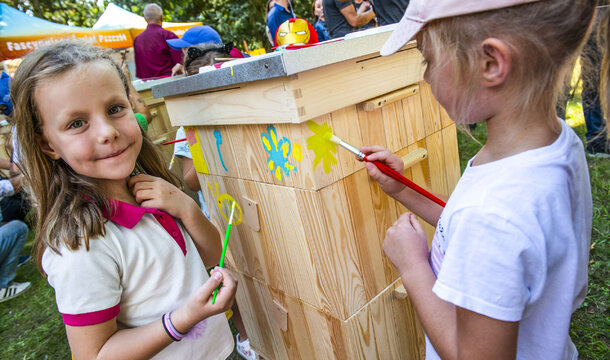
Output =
[{"x1": 103, "y1": 200, "x2": 187, "y2": 255}]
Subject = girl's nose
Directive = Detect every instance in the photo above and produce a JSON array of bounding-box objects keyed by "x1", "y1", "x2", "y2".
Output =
[{"x1": 96, "y1": 117, "x2": 120, "y2": 143}]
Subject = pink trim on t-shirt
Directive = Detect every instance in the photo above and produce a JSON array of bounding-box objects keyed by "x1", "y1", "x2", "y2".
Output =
[{"x1": 62, "y1": 303, "x2": 120, "y2": 326}]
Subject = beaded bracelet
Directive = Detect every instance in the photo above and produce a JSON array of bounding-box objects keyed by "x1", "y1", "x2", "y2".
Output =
[{"x1": 162, "y1": 312, "x2": 187, "y2": 342}]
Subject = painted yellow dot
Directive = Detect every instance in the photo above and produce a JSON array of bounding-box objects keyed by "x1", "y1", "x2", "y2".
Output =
[{"x1": 293, "y1": 143, "x2": 304, "y2": 162}]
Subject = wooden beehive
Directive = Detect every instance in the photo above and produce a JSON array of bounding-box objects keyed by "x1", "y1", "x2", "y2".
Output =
[{"x1": 156, "y1": 29, "x2": 460, "y2": 360}]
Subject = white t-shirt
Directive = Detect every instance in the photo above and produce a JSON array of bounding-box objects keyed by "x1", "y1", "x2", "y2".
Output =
[
  {"x1": 42, "y1": 200, "x2": 233, "y2": 360},
  {"x1": 427, "y1": 120, "x2": 592, "y2": 359}
]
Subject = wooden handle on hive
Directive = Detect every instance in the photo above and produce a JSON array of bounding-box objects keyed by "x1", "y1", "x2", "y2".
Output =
[
  {"x1": 360, "y1": 84, "x2": 419, "y2": 111},
  {"x1": 401, "y1": 148, "x2": 427, "y2": 169},
  {"x1": 393, "y1": 284, "x2": 408, "y2": 299}
]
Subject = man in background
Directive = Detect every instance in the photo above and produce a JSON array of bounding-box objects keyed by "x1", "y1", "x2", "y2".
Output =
[
  {"x1": 133, "y1": 4, "x2": 184, "y2": 79},
  {"x1": 371, "y1": 0, "x2": 409, "y2": 26},
  {"x1": 323, "y1": 0, "x2": 376, "y2": 39}
]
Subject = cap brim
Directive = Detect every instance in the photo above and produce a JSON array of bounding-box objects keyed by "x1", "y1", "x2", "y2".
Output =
[
  {"x1": 166, "y1": 38, "x2": 192, "y2": 50},
  {"x1": 380, "y1": 17, "x2": 424, "y2": 56}
]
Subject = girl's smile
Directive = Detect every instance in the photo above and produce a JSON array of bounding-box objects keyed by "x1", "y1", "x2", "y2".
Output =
[{"x1": 34, "y1": 61, "x2": 142, "y2": 187}]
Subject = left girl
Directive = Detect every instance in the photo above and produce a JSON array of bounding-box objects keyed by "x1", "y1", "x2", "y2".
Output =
[{"x1": 11, "y1": 41, "x2": 236, "y2": 359}]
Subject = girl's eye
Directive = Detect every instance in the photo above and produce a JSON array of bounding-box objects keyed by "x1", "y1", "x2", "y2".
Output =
[
  {"x1": 108, "y1": 105, "x2": 124, "y2": 115},
  {"x1": 69, "y1": 120, "x2": 85, "y2": 129}
]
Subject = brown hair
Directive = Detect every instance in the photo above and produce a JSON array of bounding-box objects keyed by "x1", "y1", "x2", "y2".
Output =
[
  {"x1": 419, "y1": 0, "x2": 597, "y2": 131},
  {"x1": 600, "y1": 7, "x2": 610, "y2": 134},
  {"x1": 11, "y1": 41, "x2": 180, "y2": 273}
]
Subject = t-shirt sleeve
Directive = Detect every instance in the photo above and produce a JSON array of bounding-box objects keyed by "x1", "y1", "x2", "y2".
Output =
[
  {"x1": 335, "y1": 0, "x2": 355, "y2": 11},
  {"x1": 432, "y1": 207, "x2": 543, "y2": 322},
  {"x1": 173, "y1": 127, "x2": 192, "y2": 159},
  {"x1": 42, "y1": 236, "x2": 122, "y2": 326}
]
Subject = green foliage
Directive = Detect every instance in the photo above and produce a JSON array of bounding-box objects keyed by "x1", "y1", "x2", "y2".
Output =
[
  {"x1": 4, "y1": 0, "x2": 110, "y2": 27},
  {"x1": 7, "y1": 0, "x2": 317, "y2": 51}
]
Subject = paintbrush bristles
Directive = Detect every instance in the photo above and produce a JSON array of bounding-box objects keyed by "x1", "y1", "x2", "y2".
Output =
[{"x1": 329, "y1": 134, "x2": 342, "y2": 144}]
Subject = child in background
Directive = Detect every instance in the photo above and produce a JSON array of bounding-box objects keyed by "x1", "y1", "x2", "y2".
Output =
[
  {"x1": 11, "y1": 41, "x2": 236, "y2": 360},
  {"x1": 174, "y1": 44, "x2": 258, "y2": 360},
  {"x1": 312, "y1": 0, "x2": 330, "y2": 42},
  {"x1": 365, "y1": 1, "x2": 594, "y2": 359}
]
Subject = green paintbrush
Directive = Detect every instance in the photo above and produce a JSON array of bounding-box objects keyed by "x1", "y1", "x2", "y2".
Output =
[{"x1": 212, "y1": 200, "x2": 236, "y2": 304}]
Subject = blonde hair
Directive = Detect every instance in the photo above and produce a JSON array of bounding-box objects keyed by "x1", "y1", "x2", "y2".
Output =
[
  {"x1": 420, "y1": 0, "x2": 597, "y2": 130},
  {"x1": 11, "y1": 41, "x2": 180, "y2": 273}
]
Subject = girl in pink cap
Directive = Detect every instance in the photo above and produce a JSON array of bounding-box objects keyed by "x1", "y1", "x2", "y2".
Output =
[{"x1": 364, "y1": 0, "x2": 596, "y2": 358}]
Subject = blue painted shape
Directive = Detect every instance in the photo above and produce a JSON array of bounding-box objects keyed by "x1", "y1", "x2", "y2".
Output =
[
  {"x1": 260, "y1": 125, "x2": 296, "y2": 181},
  {"x1": 214, "y1": 130, "x2": 228, "y2": 172}
]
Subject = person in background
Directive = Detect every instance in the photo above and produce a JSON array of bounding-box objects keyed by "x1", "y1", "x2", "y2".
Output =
[
  {"x1": 312, "y1": 0, "x2": 331, "y2": 42},
  {"x1": 267, "y1": 0, "x2": 296, "y2": 46},
  {"x1": 371, "y1": 0, "x2": 409, "y2": 26},
  {"x1": 0, "y1": 219, "x2": 29, "y2": 303},
  {"x1": 133, "y1": 4, "x2": 184, "y2": 80},
  {"x1": 354, "y1": 0, "x2": 377, "y2": 30},
  {"x1": 323, "y1": 0, "x2": 376, "y2": 39},
  {"x1": 167, "y1": 25, "x2": 247, "y2": 60},
  {"x1": 173, "y1": 43, "x2": 257, "y2": 360}
]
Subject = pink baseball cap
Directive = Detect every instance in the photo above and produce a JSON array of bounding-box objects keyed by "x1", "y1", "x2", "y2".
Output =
[{"x1": 380, "y1": 0, "x2": 540, "y2": 56}]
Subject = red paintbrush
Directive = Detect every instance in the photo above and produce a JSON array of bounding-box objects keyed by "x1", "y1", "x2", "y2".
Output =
[
  {"x1": 162, "y1": 138, "x2": 187, "y2": 145},
  {"x1": 329, "y1": 135, "x2": 446, "y2": 207}
]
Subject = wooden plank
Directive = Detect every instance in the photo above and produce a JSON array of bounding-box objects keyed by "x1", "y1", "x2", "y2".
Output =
[
  {"x1": 344, "y1": 170, "x2": 387, "y2": 300},
  {"x1": 228, "y1": 123, "x2": 276, "y2": 184},
  {"x1": 425, "y1": 130, "x2": 447, "y2": 196},
  {"x1": 232, "y1": 271, "x2": 279, "y2": 360},
  {"x1": 440, "y1": 104, "x2": 454, "y2": 129},
  {"x1": 382, "y1": 100, "x2": 409, "y2": 153},
  {"x1": 442, "y1": 124, "x2": 461, "y2": 194},
  {"x1": 406, "y1": 141, "x2": 436, "y2": 243},
  {"x1": 358, "y1": 106, "x2": 387, "y2": 150},
  {"x1": 291, "y1": 50, "x2": 425, "y2": 124},
  {"x1": 254, "y1": 182, "x2": 321, "y2": 307},
  {"x1": 418, "y1": 81, "x2": 442, "y2": 136},
  {"x1": 329, "y1": 105, "x2": 366, "y2": 179},
  {"x1": 163, "y1": 78, "x2": 300, "y2": 126},
  {"x1": 360, "y1": 84, "x2": 419, "y2": 112},
  {"x1": 319, "y1": 181, "x2": 367, "y2": 319},
  {"x1": 401, "y1": 89, "x2": 426, "y2": 145},
  {"x1": 295, "y1": 188, "x2": 338, "y2": 316},
  {"x1": 289, "y1": 115, "x2": 343, "y2": 190},
  {"x1": 390, "y1": 281, "x2": 426, "y2": 360}
]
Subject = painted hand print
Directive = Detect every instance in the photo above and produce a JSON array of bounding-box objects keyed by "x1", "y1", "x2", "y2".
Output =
[
  {"x1": 214, "y1": 130, "x2": 228, "y2": 171},
  {"x1": 261, "y1": 125, "x2": 297, "y2": 181},
  {"x1": 207, "y1": 181, "x2": 243, "y2": 225},
  {"x1": 306, "y1": 121, "x2": 338, "y2": 173}
]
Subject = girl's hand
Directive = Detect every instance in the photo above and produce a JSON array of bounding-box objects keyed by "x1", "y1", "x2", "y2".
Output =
[
  {"x1": 361, "y1": 145, "x2": 405, "y2": 197},
  {"x1": 173, "y1": 267, "x2": 237, "y2": 332},
  {"x1": 128, "y1": 174, "x2": 194, "y2": 219},
  {"x1": 383, "y1": 213, "x2": 429, "y2": 276}
]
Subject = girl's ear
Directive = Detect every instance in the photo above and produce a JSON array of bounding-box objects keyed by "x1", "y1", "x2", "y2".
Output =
[
  {"x1": 480, "y1": 38, "x2": 512, "y2": 87},
  {"x1": 36, "y1": 135, "x2": 61, "y2": 160}
]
